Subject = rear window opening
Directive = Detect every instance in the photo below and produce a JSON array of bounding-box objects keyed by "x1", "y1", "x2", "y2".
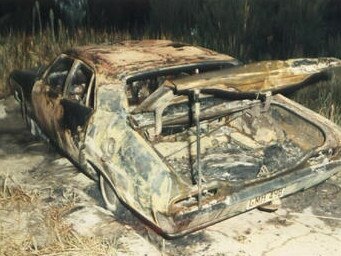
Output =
[{"x1": 125, "y1": 61, "x2": 237, "y2": 108}]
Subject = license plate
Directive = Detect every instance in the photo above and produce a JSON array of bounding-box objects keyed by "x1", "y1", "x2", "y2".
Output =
[{"x1": 247, "y1": 188, "x2": 284, "y2": 209}]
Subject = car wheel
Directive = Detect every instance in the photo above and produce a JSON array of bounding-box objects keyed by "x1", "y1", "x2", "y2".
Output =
[{"x1": 99, "y1": 174, "x2": 120, "y2": 214}]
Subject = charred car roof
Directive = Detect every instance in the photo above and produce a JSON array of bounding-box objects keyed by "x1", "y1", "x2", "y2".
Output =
[{"x1": 65, "y1": 40, "x2": 238, "y2": 81}]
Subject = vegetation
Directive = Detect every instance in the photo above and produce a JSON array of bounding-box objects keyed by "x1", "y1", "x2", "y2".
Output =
[
  {"x1": 149, "y1": 0, "x2": 341, "y2": 61},
  {"x1": 292, "y1": 77, "x2": 341, "y2": 124},
  {"x1": 0, "y1": 179, "x2": 118, "y2": 256},
  {"x1": 0, "y1": 28, "x2": 134, "y2": 97},
  {"x1": 0, "y1": 2, "x2": 340, "y2": 254},
  {"x1": 0, "y1": 0, "x2": 340, "y2": 114}
]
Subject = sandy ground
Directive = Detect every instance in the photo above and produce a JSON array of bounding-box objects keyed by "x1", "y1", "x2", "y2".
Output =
[{"x1": 0, "y1": 96, "x2": 341, "y2": 256}]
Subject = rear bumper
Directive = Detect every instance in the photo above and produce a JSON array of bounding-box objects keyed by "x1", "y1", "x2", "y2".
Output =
[{"x1": 158, "y1": 160, "x2": 341, "y2": 238}]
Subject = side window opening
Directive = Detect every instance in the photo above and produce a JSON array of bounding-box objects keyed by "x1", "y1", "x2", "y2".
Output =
[
  {"x1": 65, "y1": 62, "x2": 94, "y2": 106},
  {"x1": 45, "y1": 56, "x2": 74, "y2": 95}
]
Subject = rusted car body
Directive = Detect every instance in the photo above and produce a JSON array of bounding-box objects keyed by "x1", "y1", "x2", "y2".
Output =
[{"x1": 9, "y1": 40, "x2": 341, "y2": 238}]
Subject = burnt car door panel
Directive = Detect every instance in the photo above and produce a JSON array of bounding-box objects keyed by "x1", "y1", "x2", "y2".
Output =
[
  {"x1": 55, "y1": 60, "x2": 95, "y2": 158},
  {"x1": 32, "y1": 55, "x2": 95, "y2": 159},
  {"x1": 59, "y1": 100, "x2": 93, "y2": 145}
]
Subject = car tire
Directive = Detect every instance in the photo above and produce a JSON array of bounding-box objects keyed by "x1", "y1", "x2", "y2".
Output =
[{"x1": 99, "y1": 174, "x2": 121, "y2": 214}]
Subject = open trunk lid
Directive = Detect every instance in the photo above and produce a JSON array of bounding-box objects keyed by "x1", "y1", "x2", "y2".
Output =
[{"x1": 164, "y1": 57, "x2": 341, "y2": 98}]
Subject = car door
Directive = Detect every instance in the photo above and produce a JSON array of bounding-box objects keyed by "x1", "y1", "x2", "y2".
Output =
[
  {"x1": 31, "y1": 54, "x2": 74, "y2": 138},
  {"x1": 55, "y1": 60, "x2": 95, "y2": 160}
]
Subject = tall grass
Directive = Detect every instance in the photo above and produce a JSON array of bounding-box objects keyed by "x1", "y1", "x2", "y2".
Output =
[
  {"x1": 149, "y1": 0, "x2": 341, "y2": 61},
  {"x1": 0, "y1": 26, "x2": 136, "y2": 97},
  {"x1": 292, "y1": 77, "x2": 341, "y2": 125},
  {"x1": 0, "y1": 0, "x2": 340, "y2": 122}
]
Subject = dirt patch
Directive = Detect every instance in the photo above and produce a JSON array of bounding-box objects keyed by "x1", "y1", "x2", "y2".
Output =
[{"x1": 281, "y1": 173, "x2": 341, "y2": 228}]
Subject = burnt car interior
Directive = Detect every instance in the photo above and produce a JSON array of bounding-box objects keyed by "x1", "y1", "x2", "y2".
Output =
[
  {"x1": 45, "y1": 55, "x2": 95, "y2": 107},
  {"x1": 126, "y1": 64, "x2": 327, "y2": 188}
]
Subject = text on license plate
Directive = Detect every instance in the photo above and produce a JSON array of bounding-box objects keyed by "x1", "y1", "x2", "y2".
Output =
[{"x1": 247, "y1": 188, "x2": 284, "y2": 209}]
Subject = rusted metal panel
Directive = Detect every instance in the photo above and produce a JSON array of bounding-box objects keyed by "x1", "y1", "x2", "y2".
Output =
[
  {"x1": 165, "y1": 58, "x2": 341, "y2": 95},
  {"x1": 66, "y1": 40, "x2": 237, "y2": 79}
]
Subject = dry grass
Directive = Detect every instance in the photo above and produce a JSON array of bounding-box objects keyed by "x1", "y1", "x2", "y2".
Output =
[
  {"x1": 33, "y1": 236, "x2": 118, "y2": 256},
  {"x1": 0, "y1": 184, "x2": 38, "y2": 206},
  {"x1": 0, "y1": 179, "x2": 118, "y2": 256},
  {"x1": 291, "y1": 78, "x2": 341, "y2": 125}
]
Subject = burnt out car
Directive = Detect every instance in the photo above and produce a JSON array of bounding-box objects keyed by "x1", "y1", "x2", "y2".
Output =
[{"x1": 9, "y1": 40, "x2": 341, "y2": 238}]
